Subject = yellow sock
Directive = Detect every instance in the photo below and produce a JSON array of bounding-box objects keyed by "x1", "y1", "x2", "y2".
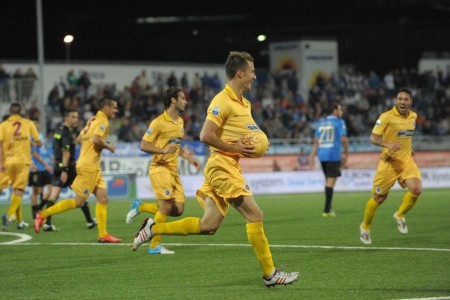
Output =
[
  {"x1": 16, "y1": 204, "x2": 23, "y2": 223},
  {"x1": 362, "y1": 198, "x2": 380, "y2": 230},
  {"x1": 150, "y1": 212, "x2": 167, "y2": 248},
  {"x1": 96, "y1": 202, "x2": 108, "y2": 237},
  {"x1": 7, "y1": 194, "x2": 22, "y2": 220},
  {"x1": 397, "y1": 191, "x2": 419, "y2": 218},
  {"x1": 41, "y1": 199, "x2": 76, "y2": 218},
  {"x1": 140, "y1": 203, "x2": 159, "y2": 214},
  {"x1": 153, "y1": 217, "x2": 200, "y2": 235},
  {"x1": 246, "y1": 222, "x2": 275, "y2": 278}
]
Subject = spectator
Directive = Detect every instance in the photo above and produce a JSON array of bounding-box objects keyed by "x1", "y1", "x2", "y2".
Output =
[
  {"x1": 23, "y1": 67, "x2": 38, "y2": 101},
  {"x1": 0, "y1": 65, "x2": 10, "y2": 102}
]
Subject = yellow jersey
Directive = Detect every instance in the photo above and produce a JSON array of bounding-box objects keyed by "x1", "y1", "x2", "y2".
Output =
[
  {"x1": 77, "y1": 111, "x2": 109, "y2": 170},
  {"x1": 143, "y1": 110, "x2": 184, "y2": 174},
  {"x1": 372, "y1": 106, "x2": 417, "y2": 163},
  {"x1": 0, "y1": 121, "x2": 6, "y2": 165},
  {"x1": 0, "y1": 115, "x2": 40, "y2": 165},
  {"x1": 206, "y1": 84, "x2": 268, "y2": 158}
]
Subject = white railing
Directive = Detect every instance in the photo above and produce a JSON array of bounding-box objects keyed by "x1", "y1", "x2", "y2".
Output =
[
  {"x1": 268, "y1": 135, "x2": 450, "y2": 154},
  {"x1": 0, "y1": 78, "x2": 39, "y2": 103}
]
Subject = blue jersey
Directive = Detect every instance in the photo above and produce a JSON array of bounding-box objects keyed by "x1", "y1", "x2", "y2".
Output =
[
  {"x1": 31, "y1": 132, "x2": 53, "y2": 171},
  {"x1": 314, "y1": 115, "x2": 347, "y2": 162}
]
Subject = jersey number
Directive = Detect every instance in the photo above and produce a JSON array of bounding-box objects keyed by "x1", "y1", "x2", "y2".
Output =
[
  {"x1": 83, "y1": 117, "x2": 96, "y2": 135},
  {"x1": 13, "y1": 121, "x2": 21, "y2": 136},
  {"x1": 318, "y1": 125, "x2": 335, "y2": 143}
]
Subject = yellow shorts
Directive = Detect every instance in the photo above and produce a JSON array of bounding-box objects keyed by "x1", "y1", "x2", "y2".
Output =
[
  {"x1": 196, "y1": 152, "x2": 252, "y2": 217},
  {"x1": 0, "y1": 171, "x2": 10, "y2": 190},
  {"x1": 6, "y1": 163, "x2": 30, "y2": 190},
  {"x1": 372, "y1": 158, "x2": 421, "y2": 195},
  {"x1": 71, "y1": 167, "x2": 106, "y2": 199},
  {"x1": 149, "y1": 170, "x2": 184, "y2": 202}
]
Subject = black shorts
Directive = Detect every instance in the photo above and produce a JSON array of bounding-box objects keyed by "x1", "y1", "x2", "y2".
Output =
[
  {"x1": 51, "y1": 167, "x2": 77, "y2": 188},
  {"x1": 320, "y1": 161, "x2": 342, "y2": 178},
  {"x1": 29, "y1": 170, "x2": 52, "y2": 187}
]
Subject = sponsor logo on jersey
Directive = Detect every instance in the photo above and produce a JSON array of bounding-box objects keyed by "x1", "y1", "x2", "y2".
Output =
[
  {"x1": 245, "y1": 124, "x2": 260, "y2": 130},
  {"x1": 168, "y1": 137, "x2": 181, "y2": 144},
  {"x1": 397, "y1": 130, "x2": 414, "y2": 137}
]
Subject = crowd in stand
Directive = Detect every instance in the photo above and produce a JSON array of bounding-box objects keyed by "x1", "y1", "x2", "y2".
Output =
[{"x1": 1, "y1": 64, "x2": 449, "y2": 141}]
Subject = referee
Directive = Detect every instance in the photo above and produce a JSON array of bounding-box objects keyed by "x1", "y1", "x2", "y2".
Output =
[{"x1": 39, "y1": 109, "x2": 96, "y2": 231}]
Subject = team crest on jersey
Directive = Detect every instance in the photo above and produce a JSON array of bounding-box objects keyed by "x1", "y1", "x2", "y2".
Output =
[
  {"x1": 146, "y1": 128, "x2": 153, "y2": 135},
  {"x1": 375, "y1": 119, "x2": 381, "y2": 126},
  {"x1": 99, "y1": 124, "x2": 106, "y2": 131},
  {"x1": 244, "y1": 183, "x2": 251, "y2": 191},
  {"x1": 83, "y1": 188, "x2": 89, "y2": 195},
  {"x1": 164, "y1": 189, "x2": 171, "y2": 196},
  {"x1": 212, "y1": 106, "x2": 220, "y2": 115},
  {"x1": 375, "y1": 186, "x2": 382, "y2": 194}
]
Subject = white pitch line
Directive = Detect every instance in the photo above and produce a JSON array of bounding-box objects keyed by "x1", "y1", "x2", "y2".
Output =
[
  {"x1": 0, "y1": 232, "x2": 33, "y2": 244},
  {"x1": 395, "y1": 297, "x2": 450, "y2": 300},
  {"x1": 1, "y1": 235, "x2": 449, "y2": 253}
]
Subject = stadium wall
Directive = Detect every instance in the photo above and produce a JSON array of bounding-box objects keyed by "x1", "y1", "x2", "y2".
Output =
[{"x1": 1, "y1": 62, "x2": 226, "y2": 99}]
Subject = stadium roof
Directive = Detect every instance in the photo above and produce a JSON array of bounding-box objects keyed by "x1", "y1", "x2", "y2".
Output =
[{"x1": 2, "y1": 0, "x2": 450, "y2": 73}]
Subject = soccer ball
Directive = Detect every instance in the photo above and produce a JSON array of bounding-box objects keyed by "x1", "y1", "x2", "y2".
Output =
[{"x1": 241, "y1": 131, "x2": 269, "y2": 158}]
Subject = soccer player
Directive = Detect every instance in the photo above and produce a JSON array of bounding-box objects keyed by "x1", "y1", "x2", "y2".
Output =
[
  {"x1": 359, "y1": 88, "x2": 422, "y2": 244},
  {"x1": 38, "y1": 109, "x2": 96, "y2": 231},
  {"x1": 0, "y1": 114, "x2": 11, "y2": 231},
  {"x1": 34, "y1": 97, "x2": 122, "y2": 243},
  {"x1": 29, "y1": 118, "x2": 53, "y2": 220},
  {"x1": 132, "y1": 51, "x2": 299, "y2": 287},
  {"x1": 309, "y1": 103, "x2": 348, "y2": 217},
  {"x1": 125, "y1": 87, "x2": 200, "y2": 254},
  {"x1": 0, "y1": 103, "x2": 41, "y2": 231}
]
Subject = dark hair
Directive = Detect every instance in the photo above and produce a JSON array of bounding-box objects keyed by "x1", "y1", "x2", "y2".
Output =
[
  {"x1": 9, "y1": 103, "x2": 21, "y2": 115},
  {"x1": 30, "y1": 117, "x2": 39, "y2": 122},
  {"x1": 225, "y1": 51, "x2": 254, "y2": 79},
  {"x1": 63, "y1": 109, "x2": 78, "y2": 118},
  {"x1": 396, "y1": 87, "x2": 412, "y2": 99},
  {"x1": 327, "y1": 102, "x2": 340, "y2": 115},
  {"x1": 2, "y1": 114, "x2": 9, "y2": 122},
  {"x1": 162, "y1": 87, "x2": 183, "y2": 108},
  {"x1": 98, "y1": 96, "x2": 117, "y2": 109}
]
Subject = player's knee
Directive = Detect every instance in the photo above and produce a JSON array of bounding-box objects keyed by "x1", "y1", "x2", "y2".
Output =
[
  {"x1": 374, "y1": 195, "x2": 386, "y2": 204},
  {"x1": 247, "y1": 210, "x2": 264, "y2": 223},
  {"x1": 410, "y1": 187, "x2": 421, "y2": 196},
  {"x1": 169, "y1": 209, "x2": 183, "y2": 217}
]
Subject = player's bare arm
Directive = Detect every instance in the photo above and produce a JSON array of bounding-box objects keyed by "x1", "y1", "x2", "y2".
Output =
[
  {"x1": 140, "y1": 140, "x2": 177, "y2": 155},
  {"x1": 60, "y1": 151, "x2": 71, "y2": 183},
  {"x1": 76, "y1": 133, "x2": 82, "y2": 145},
  {"x1": 32, "y1": 150, "x2": 53, "y2": 173},
  {"x1": 199, "y1": 119, "x2": 255, "y2": 157},
  {"x1": 0, "y1": 141, "x2": 3, "y2": 171},
  {"x1": 370, "y1": 133, "x2": 401, "y2": 152},
  {"x1": 92, "y1": 134, "x2": 115, "y2": 153},
  {"x1": 179, "y1": 147, "x2": 201, "y2": 170},
  {"x1": 309, "y1": 138, "x2": 318, "y2": 169},
  {"x1": 341, "y1": 136, "x2": 349, "y2": 165}
]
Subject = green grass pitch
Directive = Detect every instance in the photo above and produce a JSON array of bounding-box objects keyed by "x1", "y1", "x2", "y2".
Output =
[{"x1": 1, "y1": 189, "x2": 449, "y2": 299}]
